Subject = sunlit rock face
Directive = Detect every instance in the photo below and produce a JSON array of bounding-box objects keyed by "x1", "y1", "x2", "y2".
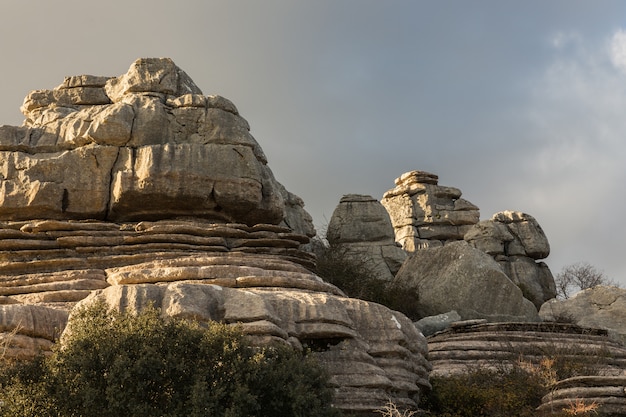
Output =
[{"x1": 0, "y1": 58, "x2": 430, "y2": 415}]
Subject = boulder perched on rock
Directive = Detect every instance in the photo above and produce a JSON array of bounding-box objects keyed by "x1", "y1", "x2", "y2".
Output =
[
  {"x1": 540, "y1": 286, "x2": 626, "y2": 345},
  {"x1": 465, "y1": 211, "x2": 556, "y2": 308},
  {"x1": 381, "y1": 170, "x2": 479, "y2": 251},
  {"x1": 326, "y1": 194, "x2": 407, "y2": 281},
  {"x1": 394, "y1": 241, "x2": 539, "y2": 322}
]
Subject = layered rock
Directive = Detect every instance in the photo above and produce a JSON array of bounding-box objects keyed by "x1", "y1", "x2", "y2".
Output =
[
  {"x1": 0, "y1": 58, "x2": 432, "y2": 415},
  {"x1": 1, "y1": 57, "x2": 313, "y2": 232},
  {"x1": 393, "y1": 241, "x2": 539, "y2": 322},
  {"x1": 428, "y1": 321, "x2": 626, "y2": 378},
  {"x1": 465, "y1": 211, "x2": 556, "y2": 308},
  {"x1": 326, "y1": 194, "x2": 407, "y2": 281},
  {"x1": 381, "y1": 170, "x2": 479, "y2": 251},
  {"x1": 540, "y1": 286, "x2": 626, "y2": 345},
  {"x1": 538, "y1": 376, "x2": 626, "y2": 416}
]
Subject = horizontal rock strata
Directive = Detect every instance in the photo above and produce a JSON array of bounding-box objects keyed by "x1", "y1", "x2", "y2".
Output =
[
  {"x1": 71, "y1": 281, "x2": 432, "y2": 414},
  {"x1": 537, "y1": 376, "x2": 626, "y2": 416},
  {"x1": 428, "y1": 321, "x2": 626, "y2": 377},
  {"x1": 381, "y1": 170, "x2": 479, "y2": 251}
]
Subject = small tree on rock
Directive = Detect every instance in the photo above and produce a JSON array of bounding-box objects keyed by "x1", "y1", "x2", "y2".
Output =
[{"x1": 555, "y1": 262, "x2": 618, "y2": 299}]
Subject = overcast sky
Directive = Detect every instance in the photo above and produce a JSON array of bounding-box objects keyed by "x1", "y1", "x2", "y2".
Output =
[{"x1": 2, "y1": 1, "x2": 626, "y2": 284}]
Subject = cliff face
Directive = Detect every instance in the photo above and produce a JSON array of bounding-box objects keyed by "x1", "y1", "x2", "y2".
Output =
[{"x1": 0, "y1": 58, "x2": 430, "y2": 415}]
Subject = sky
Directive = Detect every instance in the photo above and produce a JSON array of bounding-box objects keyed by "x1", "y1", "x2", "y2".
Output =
[{"x1": 1, "y1": 1, "x2": 626, "y2": 285}]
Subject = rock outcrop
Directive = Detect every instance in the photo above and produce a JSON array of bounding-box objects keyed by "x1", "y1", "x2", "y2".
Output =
[
  {"x1": 465, "y1": 211, "x2": 556, "y2": 308},
  {"x1": 538, "y1": 376, "x2": 626, "y2": 416},
  {"x1": 2, "y1": 57, "x2": 313, "y2": 233},
  {"x1": 326, "y1": 194, "x2": 406, "y2": 281},
  {"x1": 540, "y1": 286, "x2": 626, "y2": 345},
  {"x1": 0, "y1": 58, "x2": 431, "y2": 415},
  {"x1": 381, "y1": 170, "x2": 480, "y2": 251},
  {"x1": 428, "y1": 321, "x2": 626, "y2": 378},
  {"x1": 394, "y1": 241, "x2": 539, "y2": 322}
]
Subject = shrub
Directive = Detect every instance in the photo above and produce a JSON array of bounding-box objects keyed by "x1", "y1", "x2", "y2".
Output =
[
  {"x1": 0, "y1": 302, "x2": 340, "y2": 417},
  {"x1": 315, "y1": 243, "x2": 421, "y2": 319}
]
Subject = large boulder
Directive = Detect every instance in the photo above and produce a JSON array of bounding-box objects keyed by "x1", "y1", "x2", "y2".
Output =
[
  {"x1": 465, "y1": 211, "x2": 556, "y2": 308},
  {"x1": 326, "y1": 194, "x2": 406, "y2": 281},
  {"x1": 381, "y1": 170, "x2": 480, "y2": 251},
  {"x1": 394, "y1": 241, "x2": 539, "y2": 322},
  {"x1": 540, "y1": 286, "x2": 626, "y2": 345}
]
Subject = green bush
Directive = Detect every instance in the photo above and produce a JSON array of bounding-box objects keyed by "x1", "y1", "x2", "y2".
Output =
[
  {"x1": 422, "y1": 365, "x2": 545, "y2": 417},
  {"x1": 0, "y1": 302, "x2": 340, "y2": 417}
]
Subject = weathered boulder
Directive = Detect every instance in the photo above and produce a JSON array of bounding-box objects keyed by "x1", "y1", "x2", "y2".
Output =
[
  {"x1": 381, "y1": 170, "x2": 479, "y2": 251},
  {"x1": 1, "y1": 57, "x2": 313, "y2": 230},
  {"x1": 428, "y1": 321, "x2": 626, "y2": 378},
  {"x1": 394, "y1": 241, "x2": 539, "y2": 322},
  {"x1": 540, "y1": 286, "x2": 626, "y2": 345},
  {"x1": 327, "y1": 194, "x2": 407, "y2": 281},
  {"x1": 465, "y1": 211, "x2": 556, "y2": 308},
  {"x1": 538, "y1": 376, "x2": 626, "y2": 416}
]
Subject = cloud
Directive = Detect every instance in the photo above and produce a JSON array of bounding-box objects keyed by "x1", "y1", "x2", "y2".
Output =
[{"x1": 610, "y1": 29, "x2": 626, "y2": 73}]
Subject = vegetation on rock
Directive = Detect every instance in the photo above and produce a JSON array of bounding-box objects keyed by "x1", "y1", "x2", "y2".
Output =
[
  {"x1": 0, "y1": 302, "x2": 339, "y2": 417},
  {"x1": 555, "y1": 262, "x2": 618, "y2": 299}
]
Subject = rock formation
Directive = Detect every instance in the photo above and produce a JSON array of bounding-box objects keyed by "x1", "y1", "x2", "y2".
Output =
[
  {"x1": 540, "y1": 286, "x2": 626, "y2": 345},
  {"x1": 394, "y1": 241, "x2": 539, "y2": 322},
  {"x1": 427, "y1": 321, "x2": 626, "y2": 378},
  {"x1": 326, "y1": 194, "x2": 407, "y2": 282},
  {"x1": 0, "y1": 58, "x2": 432, "y2": 415},
  {"x1": 381, "y1": 170, "x2": 480, "y2": 251},
  {"x1": 465, "y1": 211, "x2": 556, "y2": 308},
  {"x1": 538, "y1": 376, "x2": 626, "y2": 416}
]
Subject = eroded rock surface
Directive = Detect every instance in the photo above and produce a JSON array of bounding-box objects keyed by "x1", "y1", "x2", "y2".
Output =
[
  {"x1": 1, "y1": 57, "x2": 312, "y2": 231},
  {"x1": 465, "y1": 211, "x2": 555, "y2": 308},
  {"x1": 538, "y1": 376, "x2": 626, "y2": 416},
  {"x1": 0, "y1": 58, "x2": 431, "y2": 415},
  {"x1": 428, "y1": 321, "x2": 626, "y2": 378},
  {"x1": 381, "y1": 170, "x2": 479, "y2": 251}
]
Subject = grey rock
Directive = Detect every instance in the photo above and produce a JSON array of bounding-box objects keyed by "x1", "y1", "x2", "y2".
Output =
[
  {"x1": 414, "y1": 310, "x2": 461, "y2": 336},
  {"x1": 394, "y1": 241, "x2": 539, "y2": 322}
]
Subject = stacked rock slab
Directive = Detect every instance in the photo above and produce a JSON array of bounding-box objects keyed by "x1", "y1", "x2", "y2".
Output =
[
  {"x1": 0, "y1": 58, "x2": 431, "y2": 415},
  {"x1": 427, "y1": 321, "x2": 626, "y2": 378},
  {"x1": 381, "y1": 170, "x2": 479, "y2": 251},
  {"x1": 538, "y1": 376, "x2": 626, "y2": 416},
  {"x1": 465, "y1": 211, "x2": 556, "y2": 308},
  {"x1": 326, "y1": 194, "x2": 407, "y2": 282}
]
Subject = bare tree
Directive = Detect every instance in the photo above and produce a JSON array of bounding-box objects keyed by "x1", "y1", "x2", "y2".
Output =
[{"x1": 555, "y1": 262, "x2": 618, "y2": 299}]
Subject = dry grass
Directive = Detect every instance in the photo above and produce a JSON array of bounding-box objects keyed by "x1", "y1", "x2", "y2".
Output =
[
  {"x1": 562, "y1": 398, "x2": 599, "y2": 416},
  {"x1": 376, "y1": 399, "x2": 418, "y2": 417}
]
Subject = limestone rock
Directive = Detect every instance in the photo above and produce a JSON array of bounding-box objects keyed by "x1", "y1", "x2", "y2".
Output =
[
  {"x1": 2, "y1": 57, "x2": 315, "y2": 229},
  {"x1": 465, "y1": 211, "x2": 556, "y2": 308},
  {"x1": 538, "y1": 376, "x2": 626, "y2": 416},
  {"x1": 540, "y1": 286, "x2": 626, "y2": 345},
  {"x1": 327, "y1": 194, "x2": 407, "y2": 281},
  {"x1": 381, "y1": 170, "x2": 479, "y2": 251},
  {"x1": 67, "y1": 280, "x2": 432, "y2": 414},
  {"x1": 428, "y1": 322, "x2": 626, "y2": 378},
  {"x1": 394, "y1": 241, "x2": 539, "y2": 322}
]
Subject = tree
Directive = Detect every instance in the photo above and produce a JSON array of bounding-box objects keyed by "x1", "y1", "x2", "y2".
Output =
[
  {"x1": 0, "y1": 302, "x2": 340, "y2": 417},
  {"x1": 555, "y1": 262, "x2": 618, "y2": 299}
]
